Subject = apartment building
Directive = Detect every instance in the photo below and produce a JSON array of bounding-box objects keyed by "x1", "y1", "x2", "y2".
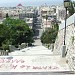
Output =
[
  {"x1": 0, "y1": 5, "x2": 36, "y2": 29},
  {"x1": 56, "y1": 6, "x2": 68, "y2": 23},
  {"x1": 40, "y1": 6, "x2": 57, "y2": 31}
]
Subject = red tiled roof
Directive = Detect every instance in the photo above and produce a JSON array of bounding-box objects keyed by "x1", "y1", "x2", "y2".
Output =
[{"x1": 17, "y1": 4, "x2": 22, "y2": 6}]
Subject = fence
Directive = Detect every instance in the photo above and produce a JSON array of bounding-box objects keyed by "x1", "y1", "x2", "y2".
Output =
[{"x1": 0, "y1": 50, "x2": 8, "y2": 56}]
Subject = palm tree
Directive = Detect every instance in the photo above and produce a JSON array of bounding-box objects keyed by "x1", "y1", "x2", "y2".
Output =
[{"x1": 45, "y1": 15, "x2": 48, "y2": 28}]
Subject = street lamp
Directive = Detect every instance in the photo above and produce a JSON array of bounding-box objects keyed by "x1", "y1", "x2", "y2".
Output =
[
  {"x1": 64, "y1": 0, "x2": 70, "y2": 45},
  {"x1": 62, "y1": 0, "x2": 70, "y2": 57}
]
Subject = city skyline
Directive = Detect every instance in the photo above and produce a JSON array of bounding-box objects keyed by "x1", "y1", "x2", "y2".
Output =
[{"x1": 0, "y1": 0, "x2": 75, "y2": 7}]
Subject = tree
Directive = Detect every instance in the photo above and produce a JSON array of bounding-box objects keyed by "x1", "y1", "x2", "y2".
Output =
[
  {"x1": 0, "y1": 18, "x2": 34, "y2": 50},
  {"x1": 0, "y1": 24, "x2": 9, "y2": 46},
  {"x1": 45, "y1": 15, "x2": 48, "y2": 27},
  {"x1": 41, "y1": 23, "x2": 59, "y2": 44},
  {"x1": 6, "y1": 13, "x2": 9, "y2": 18},
  {"x1": 68, "y1": 1, "x2": 75, "y2": 16}
]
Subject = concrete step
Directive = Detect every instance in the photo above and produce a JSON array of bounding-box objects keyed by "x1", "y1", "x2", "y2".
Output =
[{"x1": 0, "y1": 72, "x2": 74, "y2": 75}]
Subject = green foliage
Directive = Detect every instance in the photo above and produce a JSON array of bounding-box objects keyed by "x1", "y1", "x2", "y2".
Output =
[
  {"x1": 45, "y1": 15, "x2": 48, "y2": 20},
  {"x1": 71, "y1": 36, "x2": 75, "y2": 44},
  {"x1": 6, "y1": 13, "x2": 9, "y2": 18},
  {"x1": 41, "y1": 24, "x2": 59, "y2": 44},
  {"x1": 0, "y1": 24, "x2": 9, "y2": 46},
  {"x1": 0, "y1": 18, "x2": 34, "y2": 50},
  {"x1": 2, "y1": 40, "x2": 10, "y2": 50},
  {"x1": 68, "y1": 1, "x2": 75, "y2": 16}
]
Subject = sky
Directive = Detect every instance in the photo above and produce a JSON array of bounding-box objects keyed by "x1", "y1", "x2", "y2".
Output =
[{"x1": 0, "y1": 0, "x2": 75, "y2": 7}]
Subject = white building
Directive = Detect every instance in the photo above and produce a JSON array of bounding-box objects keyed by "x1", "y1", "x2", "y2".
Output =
[
  {"x1": 40, "y1": 6, "x2": 56, "y2": 31},
  {"x1": 56, "y1": 5, "x2": 69, "y2": 23}
]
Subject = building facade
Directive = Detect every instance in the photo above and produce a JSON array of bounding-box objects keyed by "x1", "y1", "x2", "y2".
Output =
[
  {"x1": 56, "y1": 6, "x2": 69, "y2": 23},
  {"x1": 40, "y1": 6, "x2": 57, "y2": 31}
]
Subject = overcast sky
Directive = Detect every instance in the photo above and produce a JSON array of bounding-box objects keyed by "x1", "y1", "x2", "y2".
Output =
[{"x1": 0, "y1": 0, "x2": 75, "y2": 7}]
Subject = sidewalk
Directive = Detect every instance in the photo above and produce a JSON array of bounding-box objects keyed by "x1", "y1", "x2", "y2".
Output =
[
  {"x1": 9, "y1": 46, "x2": 53, "y2": 55},
  {"x1": 8, "y1": 46, "x2": 73, "y2": 72},
  {"x1": 0, "y1": 55, "x2": 71, "y2": 72}
]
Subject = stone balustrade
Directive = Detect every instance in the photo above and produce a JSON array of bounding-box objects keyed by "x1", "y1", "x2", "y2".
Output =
[{"x1": 0, "y1": 50, "x2": 8, "y2": 56}]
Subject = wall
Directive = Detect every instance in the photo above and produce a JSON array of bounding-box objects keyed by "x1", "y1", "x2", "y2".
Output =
[{"x1": 53, "y1": 13, "x2": 75, "y2": 70}]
